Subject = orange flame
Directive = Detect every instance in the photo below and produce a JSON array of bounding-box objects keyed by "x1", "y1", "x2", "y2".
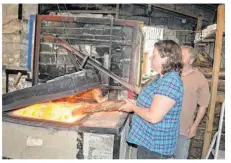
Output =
[{"x1": 10, "y1": 88, "x2": 102, "y2": 123}]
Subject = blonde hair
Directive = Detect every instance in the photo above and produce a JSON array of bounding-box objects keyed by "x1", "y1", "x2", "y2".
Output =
[{"x1": 181, "y1": 45, "x2": 197, "y2": 61}]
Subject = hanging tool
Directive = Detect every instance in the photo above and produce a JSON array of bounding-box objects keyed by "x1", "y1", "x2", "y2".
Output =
[{"x1": 47, "y1": 36, "x2": 141, "y2": 94}]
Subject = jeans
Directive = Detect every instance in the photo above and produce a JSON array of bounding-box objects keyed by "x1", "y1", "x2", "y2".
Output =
[
  {"x1": 174, "y1": 135, "x2": 191, "y2": 159},
  {"x1": 137, "y1": 145, "x2": 173, "y2": 159}
]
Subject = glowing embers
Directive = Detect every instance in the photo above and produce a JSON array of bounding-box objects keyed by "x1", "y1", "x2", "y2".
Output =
[
  {"x1": 9, "y1": 102, "x2": 87, "y2": 123},
  {"x1": 8, "y1": 88, "x2": 125, "y2": 124},
  {"x1": 8, "y1": 88, "x2": 104, "y2": 124}
]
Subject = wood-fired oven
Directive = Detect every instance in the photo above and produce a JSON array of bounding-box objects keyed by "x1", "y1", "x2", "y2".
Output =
[{"x1": 2, "y1": 15, "x2": 144, "y2": 159}]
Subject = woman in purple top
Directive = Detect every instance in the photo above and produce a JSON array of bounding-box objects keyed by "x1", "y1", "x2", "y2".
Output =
[{"x1": 119, "y1": 40, "x2": 184, "y2": 159}]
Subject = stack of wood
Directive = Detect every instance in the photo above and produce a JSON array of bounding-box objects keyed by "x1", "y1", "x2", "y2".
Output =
[
  {"x1": 194, "y1": 52, "x2": 213, "y2": 68},
  {"x1": 194, "y1": 50, "x2": 225, "y2": 93},
  {"x1": 198, "y1": 67, "x2": 225, "y2": 92}
]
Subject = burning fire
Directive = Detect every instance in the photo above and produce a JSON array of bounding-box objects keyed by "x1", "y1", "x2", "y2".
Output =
[{"x1": 10, "y1": 88, "x2": 105, "y2": 123}]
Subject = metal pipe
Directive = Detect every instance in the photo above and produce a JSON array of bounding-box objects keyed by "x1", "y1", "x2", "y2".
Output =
[
  {"x1": 53, "y1": 9, "x2": 116, "y2": 14},
  {"x1": 42, "y1": 33, "x2": 123, "y2": 38},
  {"x1": 214, "y1": 100, "x2": 225, "y2": 159},
  {"x1": 204, "y1": 132, "x2": 218, "y2": 159},
  {"x1": 55, "y1": 37, "x2": 140, "y2": 94},
  {"x1": 37, "y1": 15, "x2": 143, "y2": 29},
  {"x1": 6, "y1": 72, "x2": 9, "y2": 93},
  {"x1": 13, "y1": 72, "x2": 23, "y2": 87},
  {"x1": 103, "y1": 54, "x2": 110, "y2": 84},
  {"x1": 115, "y1": 4, "x2": 119, "y2": 19},
  {"x1": 108, "y1": 17, "x2": 114, "y2": 84},
  {"x1": 42, "y1": 35, "x2": 132, "y2": 46},
  {"x1": 32, "y1": 15, "x2": 42, "y2": 86},
  {"x1": 80, "y1": 56, "x2": 89, "y2": 69}
]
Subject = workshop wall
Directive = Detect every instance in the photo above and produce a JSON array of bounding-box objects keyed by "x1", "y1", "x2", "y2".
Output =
[
  {"x1": 20, "y1": 4, "x2": 38, "y2": 68},
  {"x1": 2, "y1": 5, "x2": 221, "y2": 159},
  {"x1": 2, "y1": 4, "x2": 21, "y2": 94},
  {"x1": 2, "y1": 4, "x2": 21, "y2": 68},
  {"x1": 2, "y1": 4, "x2": 38, "y2": 69},
  {"x1": 3, "y1": 4, "x2": 216, "y2": 70},
  {"x1": 2, "y1": 4, "x2": 37, "y2": 94}
]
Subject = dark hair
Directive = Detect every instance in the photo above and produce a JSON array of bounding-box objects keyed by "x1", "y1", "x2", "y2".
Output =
[{"x1": 154, "y1": 40, "x2": 183, "y2": 75}]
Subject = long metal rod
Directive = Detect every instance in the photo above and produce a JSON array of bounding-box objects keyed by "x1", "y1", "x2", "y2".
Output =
[
  {"x1": 55, "y1": 37, "x2": 140, "y2": 94},
  {"x1": 41, "y1": 26, "x2": 122, "y2": 31},
  {"x1": 42, "y1": 33, "x2": 123, "y2": 39},
  {"x1": 56, "y1": 4, "x2": 81, "y2": 68},
  {"x1": 53, "y1": 9, "x2": 116, "y2": 14},
  {"x1": 115, "y1": 4, "x2": 119, "y2": 19},
  {"x1": 109, "y1": 17, "x2": 113, "y2": 57},
  {"x1": 42, "y1": 35, "x2": 132, "y2": 46},
  {"x1": 37, "y1": 15, "x2": 143, "y2": 29},
  {"x1": 57, "y1": 4, "x2": 71, "y2": 44},
  {"x1": 108, "y1": 17, "x2": 114, "y2": 84},
  {"x1": 33, "y1": 15, "x2": 42, "y2": 85},
  {"x1": 214, "y1": 100, "x2": 225, "y2": 159},
  {"x1": 204, "y1": 132, "x2": 218, "y2": 159}
]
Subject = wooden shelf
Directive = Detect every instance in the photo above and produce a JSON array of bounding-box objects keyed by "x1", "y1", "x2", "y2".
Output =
[{"x1": 194, "y1": 30, "x2": 225, "y2": 43}]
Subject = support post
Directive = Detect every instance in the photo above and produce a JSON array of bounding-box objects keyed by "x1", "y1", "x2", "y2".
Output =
[{"x1": 202, "y1": 4, "x2": 225, "y2": 158}]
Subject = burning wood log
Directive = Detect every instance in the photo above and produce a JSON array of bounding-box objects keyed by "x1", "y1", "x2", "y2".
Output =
[
  {"x1": 194, "y1": 52, "x2": 213, "y2": 67},
  {"x1": 52, "y1": 88, "x2": 108, "y2": 103},
  {"x1": 72, "y1": 100, "x2": 126, "y2": 115},
  {"x1": 91, "y1": 88, "x2": 108, "y2": 103}
]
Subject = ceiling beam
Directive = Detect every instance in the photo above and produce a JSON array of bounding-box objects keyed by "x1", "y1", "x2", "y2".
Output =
[{"x1": 152, "y1": 4, "x2": 198, "y2": 19}]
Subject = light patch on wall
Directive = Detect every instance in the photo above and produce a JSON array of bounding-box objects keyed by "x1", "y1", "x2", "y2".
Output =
[
  {"x1": 142, "y1": 26, "x2": 164, "y2": 76},
  {"x1": 182, "y1": 19, "x2": 186, "y2": 24}
]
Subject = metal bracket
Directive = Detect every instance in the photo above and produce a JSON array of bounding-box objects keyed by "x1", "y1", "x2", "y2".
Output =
[{"x1": 79, "y1": 56, "x2": 89, "y2": 70}]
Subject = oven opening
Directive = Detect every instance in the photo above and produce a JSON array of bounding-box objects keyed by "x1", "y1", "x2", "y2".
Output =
[{"x1": 7, "y1": 88, "x2": 125, "y2": 125}]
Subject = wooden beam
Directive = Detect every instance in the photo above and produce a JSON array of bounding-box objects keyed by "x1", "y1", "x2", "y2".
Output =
[
  {"x1": 152, "y1": 4, "x2": 198, "y2": 19},
  {"x1": 202, "y1": 4, "x2": 225, "y2": 158},
  {"x1": 196, "y1": 16, "x2": 203, "y2": 31},
  {"x1": 194, "y1": 15, "x2": 203, "y2": 55}
]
